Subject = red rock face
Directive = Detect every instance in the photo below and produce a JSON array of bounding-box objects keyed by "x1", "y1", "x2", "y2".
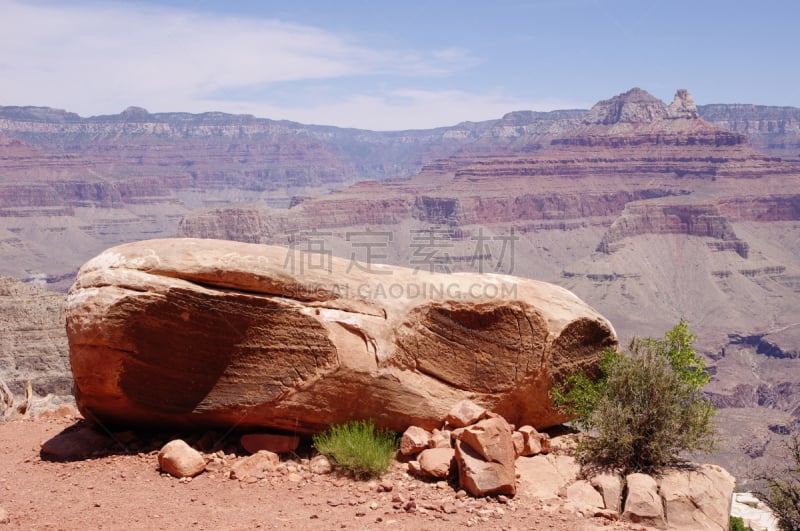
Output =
[
  {"x1": 717, "y1": 195, "x2": 800, "y2": 222},
  {"x1": 0, "y1": 107, "x2": 504, "y2": 288},
  {"x1": 179, "y1": 90, "x2": 800, "y2": 247},
  {"x1": 597, "y1": 202, "x2": 749, "y2": 258},
  {"x1": 1, "y1": 95, "x2": 798, "y2": 288},
  {"x1": 698, "y1": 103, "x2": 800, "y2": 159},
  {"x1": 394, "y1": 301, "x2": 548, "y2": 393}
]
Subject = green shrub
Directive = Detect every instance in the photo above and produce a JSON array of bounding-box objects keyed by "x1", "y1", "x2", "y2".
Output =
[
  {"x1": 551, "y1": 348, "x2": 621, "y2": 432},
  {"x1": 757, "y1": 433, "x2": 800, "y2": 531},
  {"x1": 728, "y1": 515, "x2": 749, "y2": 531},
  {"x1": 312, "y1": 419, "x2": 398, "y2": 478},
  {"x1": 553, "y1": 320, "x2": 717, "y2": 473}
]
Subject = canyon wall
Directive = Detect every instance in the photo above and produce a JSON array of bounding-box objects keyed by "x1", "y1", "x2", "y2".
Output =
[{"x1": 698, "y1": 103, "x2": 800, "y2": 159}]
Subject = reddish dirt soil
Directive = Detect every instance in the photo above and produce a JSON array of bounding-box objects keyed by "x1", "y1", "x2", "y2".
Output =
[{"x1": 0, "y1": 414, "x2": 640, "y2": 530}]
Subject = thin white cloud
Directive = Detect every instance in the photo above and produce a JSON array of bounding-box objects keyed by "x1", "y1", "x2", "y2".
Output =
[
  {"x1": 0, "y1": 1, "x2": 385, "y2": 111},
  {"x1": 0, "y1": 1, "x2": 578, "y2": 129},
  {"x1": 201, "y1": 90, "x2": 585, "y2": 131}
]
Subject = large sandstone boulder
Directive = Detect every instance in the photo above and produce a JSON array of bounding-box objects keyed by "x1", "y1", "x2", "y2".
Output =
[{"x1": 66, "y1": 238, "x2": 616, "y2": 433}]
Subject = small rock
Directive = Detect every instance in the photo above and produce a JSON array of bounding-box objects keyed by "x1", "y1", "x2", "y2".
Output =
[
  {"x1": 205, "y1": 458, "x2": 225, "y2": 473},
  {"x1": 445, "y1": 400, "x2": 487, "y2": 429},
  {"x1": 517, "y1": 425, "x2": 551, "y2": 456},
  {"x1": 566, "y1": 479, "x2": 604, "y2": 509},
  {"x1": 453, "y1": 417, "x2": 516, "y2": 497},
  {"x1": 540, "y1": 435, "x2": 551, "y2": 454},
  {"x1": 441, "y1": 501, "x2": 457, "y2": 514},
  {"x1": 309, "y1": 454, "x2": 333, "y2": 475},
  {"x1": 511, "y1": 431, "x2": 525, "y2": 457},
  {"x1": 497, "y1": 495, "x2": 510, "y2": 504},
  {"x1": 378, "y1": 479, "x2": 394, "y2": 492},
  {"x1": 408, "y1": 460, "x2": 422, "y2": 475},
  {"x1": 400, "y1": 426, "x2": 432, "y2": 456},
  {"x1": 229, "y1": 450, "x2": 279, "y2": 481},
  {"x1": 416, "y1": 448, "x2": 455, "y2": 479},
  {"x1": 590, "y1": 472, "x2": 624, "y2": 512},
  {"x1": 623, "y1": 473, "x2": 665, "y2": 528},
  {"x1": 369, "y1": 501, "x2": 379, "y2": 511},
  {"x1": 157, "y1": 440, "x2": 206, "y2": 478},
  {"x1": 429, "y1": 429, "x2": 452, "y2": 449}
]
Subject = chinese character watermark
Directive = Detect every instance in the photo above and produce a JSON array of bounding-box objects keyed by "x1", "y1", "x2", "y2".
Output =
[
  {"x1": 283, "y1": 228, "x2": 333, "y2": 274},
  {"x1": 346, "y1": 229, "x2": 393, "y2": 274}
]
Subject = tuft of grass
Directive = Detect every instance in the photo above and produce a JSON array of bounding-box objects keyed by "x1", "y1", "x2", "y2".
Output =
[
  {"x1": 312, "y1": 419, "x2": 398, "y2": 478},
  {"x1": 729, "y1": 515, "x2": 750, "y2": 531}
]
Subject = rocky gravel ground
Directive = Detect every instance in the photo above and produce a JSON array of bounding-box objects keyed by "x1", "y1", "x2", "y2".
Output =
[{"x1": 0, "y1": 411, "x2": 645, "y2": 530}]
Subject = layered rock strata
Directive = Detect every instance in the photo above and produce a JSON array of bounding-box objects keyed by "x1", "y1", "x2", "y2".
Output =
[{"x1": 0, "y1": 276, "x2": 71, "y2": 405}]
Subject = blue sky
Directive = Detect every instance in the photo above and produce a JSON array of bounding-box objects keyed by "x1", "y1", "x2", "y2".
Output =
[{"x1": 1, "y1": 0, "x2": 798, "y2": 130}]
